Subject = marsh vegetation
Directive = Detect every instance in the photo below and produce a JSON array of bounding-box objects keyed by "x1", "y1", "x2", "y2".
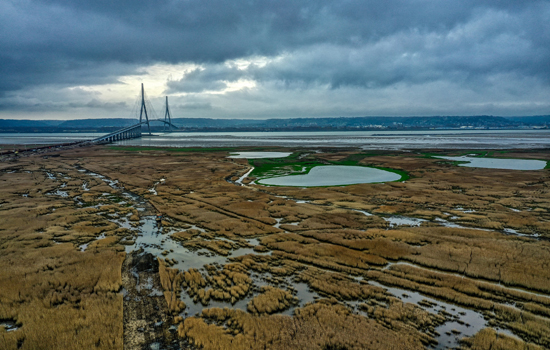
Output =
[{"x1": 1, "y1": 146, "x2": 550, "y2": 349}]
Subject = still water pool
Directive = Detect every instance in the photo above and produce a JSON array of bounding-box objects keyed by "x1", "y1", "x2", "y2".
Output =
[
  {"x1": 258, "y1": 165, "x2": 402, "y2": 187},
  {"x1": 436, "y1": 156, "x2": 546, "y2": 170},
  {"x1": 228, "y1": 151, "x2": 292, "y2": 159}
]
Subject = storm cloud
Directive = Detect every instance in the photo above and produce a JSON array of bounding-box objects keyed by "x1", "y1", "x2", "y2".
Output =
[{"x1": 1, "y1": 0, "x2": 549, "y2": 118}]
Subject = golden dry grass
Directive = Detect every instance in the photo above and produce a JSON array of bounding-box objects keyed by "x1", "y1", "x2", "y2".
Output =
[
  {"x1": 246, "y1": 286, "x2": 297, "y2": 314},
  {"x1": 3, "y1": 146, "x2": 550, "y2": 349},
  {"x1": 0, "y1": 156, "x2": 130, "y2": 349},
  {"x1": 179, "y1": 301, "x2": 425, "y2": 350},
  {"x1": 460, "y1": 328, "x2": 542, "y2": 350}
]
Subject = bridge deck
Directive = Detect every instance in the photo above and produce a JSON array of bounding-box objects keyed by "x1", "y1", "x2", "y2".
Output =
[{"x1": 92, "y1": 120, "x2": 178, "y2": 143}]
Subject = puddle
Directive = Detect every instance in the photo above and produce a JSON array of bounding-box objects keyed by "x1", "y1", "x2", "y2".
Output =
[
  {"x1": 453, "y1": 207, "x2": 477, "y2": 213},
  {"x1": 0, "y1": 319, "x2": 20, "y2": 332},
  {"x1": 228, "y1": 152, "x2": 292, "y2": 159},
  {"x1": 49, "y1": 186, "x2": 69, "y2": 198},
  {"x1": 149, "y1": 342, "x2": 161, "y2": 350},
  {"x1": 502, "y1": 227, "x2": 540, "y2": 239},
  {"x1": 258, "y1": 165, "x2": 403, "y2": 187},
  {"x1": 433, "y1": 217, "x2": 491, "y2": 231},
  {"x1": 79, "y1": 233, "x2": 106, "y2": 251},
  {"x1": 86, "y1": 171, "x2": 122, "y2": 190},
  {"x1": 436, "y1": 156, "x2": 546, "y2": 170},
  {"x1": 148, "y1": 180, "x2": 163, "y2": 195},
  {"x1": 273, "y1": 218, "x2": 283, "y2": 229},
  {"x1": 384, "y1": 216, "x2": 426, "y2": 227},
  {"x1": 282, "y1": 280, "x2": 317, "y2": 313}
]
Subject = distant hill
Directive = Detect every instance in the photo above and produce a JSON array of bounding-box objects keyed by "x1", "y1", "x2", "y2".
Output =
[
  {"x1": 0, "y1": 119, "x2": 63, "y2": 128},
  {"x1": 505, "y1": 116, "x2": 550, "y2": 125},
  {"x1": 1, "y1": 115, "x2": 548, "y2": 133},
  {"x1": 170, "y1": 116, "x2": 520, "y2": 130},
  {"x1": 56, "y1": 118, "x2": 138, "y2": 128}
]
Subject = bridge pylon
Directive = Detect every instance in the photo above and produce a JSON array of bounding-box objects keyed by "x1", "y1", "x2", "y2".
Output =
[
  {"x1": 139, "y1": 83, "x2": 152, "y2": 135},
  {"x1": 163, "y1": 96, "x2": 173, "y2": 132}
]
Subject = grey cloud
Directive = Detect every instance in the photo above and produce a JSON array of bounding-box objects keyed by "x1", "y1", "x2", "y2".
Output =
[
  {"x1": 3, "y1": 0, "x2": 549, "y2": 92},
  {"x1": 175, "y1": 102, "x2": 213, "y2": 110},
  {"x1": 0, "y1": 97, "x2": 126, "y2": 111},
  {"x1": 82, "y1": 99, "x2": 127, "y2": 109},
  {"x1": 1, "y1": 0, "x2": 549, "y2": 116},
  {"x1": 166, "y1": 66, "x2": 246, "y2": 93}
]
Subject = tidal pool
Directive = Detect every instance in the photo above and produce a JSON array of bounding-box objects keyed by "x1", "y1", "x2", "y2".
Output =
[
  {"x1": 436, "y1": 156, "x2": 546, "y2": 170},
  {"x1": 258, "y1": 165, "x2": 402, "y2": 187},
  {"x1": 228, "y1": 151, "x2": 292, "y2": 159}
]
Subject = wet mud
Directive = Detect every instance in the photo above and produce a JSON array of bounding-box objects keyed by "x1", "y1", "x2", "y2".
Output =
[{"x1": 122, "y1": 251, "x2": 189, "y2": 349}]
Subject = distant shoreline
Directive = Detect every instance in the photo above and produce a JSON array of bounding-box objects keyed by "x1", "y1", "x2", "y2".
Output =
[{"x1": 0, "y1": 126, "x2": 548, "y2": 133}]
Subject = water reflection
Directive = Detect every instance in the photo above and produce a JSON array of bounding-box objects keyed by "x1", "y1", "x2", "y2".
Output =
[{"x1": 228, "y1": 152, "x2": 292, "y2": 159}]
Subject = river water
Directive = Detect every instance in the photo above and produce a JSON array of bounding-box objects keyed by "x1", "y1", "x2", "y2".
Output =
[{"x1": 2, "y1": 129, "x2": 550, "y2": 149}]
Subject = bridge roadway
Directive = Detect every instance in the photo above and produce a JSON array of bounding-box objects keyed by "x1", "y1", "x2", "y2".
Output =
[{"x1": 92, "y1": 120, "x2": 178, "y2": 143}]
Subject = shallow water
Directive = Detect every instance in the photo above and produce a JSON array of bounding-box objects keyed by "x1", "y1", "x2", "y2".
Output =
[
  {"x1": 179, "y1": 271, "x2": 318, "y2": 318},
  {"x1": 383, "y1": 261, "x2": 550, "y2": 300},
  {"x1": 228, "y1": 152, "x2": 292, "y2": 159},
  {"x1": 106, "y1": 130, "x2": 550, "y2": 150},
  {"x1": 368, "y1": 281, "x2": 515, "y2": 350},
  {"x1": 0, "y1": 320, "x2": 20, "y2": 332},
  {"x1": 384, "y1": 216, "x2": 426, "y2": 227},
  {"x1": 436, "y1": 156, "x2": 547, "y2": 170},
  {"x1": 258, "y1": 165, "x2": 402, "y2": 187},
  {"x1": 235, "y1": 167, "x2": 254, "y2": 185}
]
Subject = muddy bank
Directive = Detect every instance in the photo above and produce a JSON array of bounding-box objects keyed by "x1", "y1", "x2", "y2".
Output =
[{"x1": 122, "y1": 251, "x2": 189, "y2": 349}]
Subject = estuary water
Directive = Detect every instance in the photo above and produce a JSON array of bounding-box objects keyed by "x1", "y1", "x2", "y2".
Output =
[{"x1": 2, "y1": 129, "x2": 550, "y2": 150}]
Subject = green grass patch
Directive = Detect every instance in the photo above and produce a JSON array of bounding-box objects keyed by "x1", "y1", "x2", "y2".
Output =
[{"x1": 249, "y1": 151, "x2": 409, "y2": 186}]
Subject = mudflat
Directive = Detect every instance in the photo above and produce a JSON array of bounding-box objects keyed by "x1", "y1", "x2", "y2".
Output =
[{"x1": 1, "y1": 145, "x2": 550, "y2": 350}]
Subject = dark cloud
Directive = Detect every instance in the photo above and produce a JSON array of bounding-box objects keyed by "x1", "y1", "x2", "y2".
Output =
[
  {"x1": 1, "y1": 0, "x2": 549, "y2": 116},
  {"x1": 0, "y1": 98, "x2": 127, "y2": 111}
]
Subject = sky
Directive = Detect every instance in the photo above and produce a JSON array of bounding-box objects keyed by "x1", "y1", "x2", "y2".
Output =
[{"x1": 1, "y1": 0, "x2": 549, "y2": 120}]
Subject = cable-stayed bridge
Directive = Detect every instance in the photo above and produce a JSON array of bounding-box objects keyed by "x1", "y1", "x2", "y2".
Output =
[{"x1": 93, "y1": 84, "x2": 178, "y2": 143}]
